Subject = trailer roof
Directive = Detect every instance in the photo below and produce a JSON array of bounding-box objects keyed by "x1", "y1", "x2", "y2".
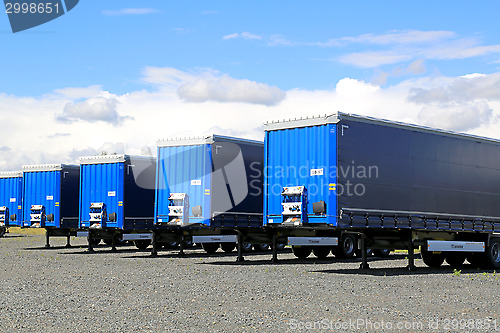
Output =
[
  {"x1": 157, "y1": 134, "x2": 263, "y2": 147},
  {"x1": 0, "y1": 171, "x2": 23, "y2": 178},
  {"x1": 79, "y1": 154, "x2": 155, "y2": 165},
  {"x1": 264, "y1": 112, "x2": 500, "y2": 145},
  {"x1": 22, "y1": 164, "x2": 78, "y2": 172}
]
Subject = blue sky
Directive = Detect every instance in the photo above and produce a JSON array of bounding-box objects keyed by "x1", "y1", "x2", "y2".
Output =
[
  {"x1": 1, "y1": 1, "x2": 500, "y2": 169},
  {"x1": 2, "y1": 1, "x2": 500, "y2": 95}
]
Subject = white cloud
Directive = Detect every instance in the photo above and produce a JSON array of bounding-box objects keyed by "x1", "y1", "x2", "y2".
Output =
[
  {"x1": 57, "y1": 92, "x2": 132, "y2": 125},
  {"x1": 178, "y1": 74, "x2": 285, "y2": 106},
  {"x1": 3, "y1": 68, "x2": 500, "y2": 173},
  {"x1": 53, "y1": 85, "x2": 103, "y2": 99},
  {"x1": 143, "y1": 67, "x2": 286, "y2": 106},
  {"x1": 102, "y1": 8, "x2": 160, "y2": 16},
  {"x1": 326, "y1": 30, "x2": 500, "y2": 68},
  {"x1": 223, "y1": 32, "x2": 262, "y2": 40}
]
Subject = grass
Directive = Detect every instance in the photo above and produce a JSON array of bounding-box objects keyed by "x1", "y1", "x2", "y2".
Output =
[{"x1": 6, "y1": 227, "x2": 45, "y2": 235}]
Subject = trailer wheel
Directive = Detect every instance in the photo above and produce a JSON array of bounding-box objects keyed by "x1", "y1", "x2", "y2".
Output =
[
  {"x1": 420, "y1": 247, "x2": 445, "y2": 267},
  {"x1": 373, "y1": 249, "x2": 391, "y2": 257},
  {"x1": 134, "y1": 240, "x2": 151, "y2": 250},
  {"x1": 292, "y1": 246, "x2": 312, "y2": 259},
  {"x1": 312, "y1": 246, "x2": 330, "y2": 259},
  {"x1": 445, "y1": 253, "x2": 466, "y2": 268},
  {"x1": 202, "y1": 243, "x2": 219, "y2": 254},
  {"x1": 355, "y1": 248, "x2": 373, "y2": 258},
  {"x1": 89, "y1": 238, "x2": 101, "y2": 246},
  {"x1": 0, "y1": 227, "x2": 5, "y2": 237},
  {"x1": 467, "y1": 253, "x2": 486, "y2": 268},
  {"x1": 271, "y1": 243, "x2": 286, "y2": 251},
  {"x1": 220, "y1": 242, "x2": 236, "y2": 253},
  {"x1": 253, "y1": 244, "x2": 270, "y2": 252},
  {"x1": 242, "y1": 243, "x2": 253, "y2": 252},
  {"x1": 163, "y1": 242, "x2": 179, "y2": 249},
  {"x1": 182, "y1": 240, "x2": 194, "y2": 248},
  {"x1": 485, "y1": 239, "x2": 500, "y2": 269},
  {"x1": 104, "y1": 239, "x2": 114, "y2": 246},
  {"x1": 333, "y1": 235, "x2": 356, "y2": 258}
]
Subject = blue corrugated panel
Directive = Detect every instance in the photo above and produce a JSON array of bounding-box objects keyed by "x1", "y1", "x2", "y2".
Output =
[
  {"x1": 155, "y1": 144, "x2": 212, "y2": 224},
  {"x1": 0, "y1": 173, "x2": 23, "y2": 226},
  {"x1": 21, "y1": 165, "x2": 79, "y2": 228},
  {"x1": 264, "y1": 124, "x2": 337, "y2": 225},
  {"x1": 23, "y1": 170, "x2": 61, "y2": 227},
  {"x1": 79, "y1": 161, "x2": 125, "y2": 228}
]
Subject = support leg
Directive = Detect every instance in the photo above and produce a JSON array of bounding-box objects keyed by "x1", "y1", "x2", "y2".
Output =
[
  {"x1": 87, "y1": 230, "x2": 94, "y2": 252},
  {"x1": 179, "y1": 235, "x2": 185, "y2": 257},
  {"x1": 406, "y1": 237, "x2": 417, "y2": 271},
  {"x1": 359, "y1": 234, "x2": 370, "y2": 270},
  {"x1": 151, "y1": 231, "x2": 158, "y2": 257},
  {"x1": 111, "y1": 234, "x2": 117, "y2": 252},
  {"x1": 65, "y1": 234, "x2": 71, "y2": 248},
  {"x1": 45, "y1": 229, "x2": 51, "y2": 248},
  {"x1": 271, "y1": 232, "x2": 279, "y2": 264},
  {"x1": 236, "y1": 232, "x2": 245, "y2": 262}
]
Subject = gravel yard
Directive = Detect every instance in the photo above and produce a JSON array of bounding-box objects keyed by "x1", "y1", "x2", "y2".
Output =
[{"x1": 1, "y1": 232, "x2": 499, "y2": 332}]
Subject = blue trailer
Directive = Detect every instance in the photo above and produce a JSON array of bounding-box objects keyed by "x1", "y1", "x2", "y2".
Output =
[
  {"x1": 78, "y1": 154, "x2": 156, "y2": 251},
  {"x1": 152, "y1": 135, "x2": 269, "y2": 255},
  {"x1": 0, "y1": 171, "x2": 23, "y2": 236},
  {"x1": 22, "y1": 164, "x2": 80, "y2": 247},
  {"x1": 262, "y1": 113, "x2": 500, "y2": 269}
]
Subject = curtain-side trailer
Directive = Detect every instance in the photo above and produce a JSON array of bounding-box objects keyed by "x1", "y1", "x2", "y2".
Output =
[{"x1": 263, "y1": 112, "x2": 500, "y2": 269}]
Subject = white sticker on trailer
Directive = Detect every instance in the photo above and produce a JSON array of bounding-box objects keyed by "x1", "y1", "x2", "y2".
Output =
[
  {"x1": 9, "y1": 198, "x2": 16, "y2": 202},
  {"x1": 288, "y1": 237, "x2": 338, "y2": 246},
  {"x1": 108, "y1": 191, "x2": 116, "y2": 197},
  {"x1": 427, "y1": 240, "x2": 485, "y2": 252},
  {"x1": 193, "y1": 235, "x2": 237, "y2": 243},
  {"x1": 122, "y1": 233, "x2": 153, "y2": 241},
  {"x1": 46, "y1": 195, "x2": 53, "y2": 200},
  {"x1": 310, "y1": 168, "x2": 324, "y2": 176},
  {"x1": 191, "y1": 179, "x2": 201, "y2": 186}
]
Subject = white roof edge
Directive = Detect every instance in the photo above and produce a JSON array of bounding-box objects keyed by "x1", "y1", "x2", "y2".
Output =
[
  {"x1": 157, "y1": 136, "x2": 214, "y2": 147},
  {"x1": 264, "y1": 113, "x2": 341, "y2": 131},
  {"x1": 79, "y1": 154, "x2": 155, "y2": 165},
  {"x1": 264, "y1": 112, "x2": 500, "y2": 145},
  {"x1": 156, "y1": 134, "x2": 263, "y2": 147},
  {"x1": 0, "y1": 171, "x2": 23, "y2": 178},
  {"x1": 79, "y1": 154, "x2": 126, "y2": 165},
  {"x1": 22, "y1": 164, "x2": 77, "y2": 172}
]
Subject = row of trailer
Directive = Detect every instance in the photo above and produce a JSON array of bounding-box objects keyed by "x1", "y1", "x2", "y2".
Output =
[{"x1": 1, "y1": 112, "x2": 500, "y2": 270}]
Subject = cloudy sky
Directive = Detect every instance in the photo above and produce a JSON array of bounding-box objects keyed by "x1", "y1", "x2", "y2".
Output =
[{"x1": 1, "y1": 1, "x2": 500, "y2": 170}]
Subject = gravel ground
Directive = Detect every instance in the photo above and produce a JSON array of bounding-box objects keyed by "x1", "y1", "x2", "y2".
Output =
[{"x1": 0, "y1": 232, "x2": 499, "y2": 332}]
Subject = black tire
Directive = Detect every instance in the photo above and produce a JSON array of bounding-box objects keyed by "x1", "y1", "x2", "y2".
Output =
[
  {"x1": 202, "y1": 243, "x2": 219, "y2": 254},
  {"x1": 445, "y1": 253, "x2": 466, "y2": 268},
  {"x1": 220, "y1": 242, "x2": 236, "y2": 253},
  {"x1": 242, "y1": 243, "x2": 253, "y2": 252},
  {"x1": 272, "y1": 243, "x2": 286, "y2": 251},
  {"x1": 89, "y1": 238, "x2": 101, "y2": 246},
  {"x1": 421, "y1": 247, "x2": 445, "y2": 267},
  {"x1": 355, "y1": 248, "x2": 373, "y2": 258},
  {"x1": 467, "y1": 253, "x2": 487, "y2": 268},
  {"x1": 0, "y1": 227, "x2": 5, "y2": 237},
  {"x1": 163, "y1": 242, "x2": 179, "y2": 249},
  {"x1": 182, "y1": 240, "x2": 194, "y2": 248},
  {"x1": 292, "y1": 246, "x2": 312, "y2": 259},
  {"x1": 134, "y1": 240, "x2": 151, "y2": 250},
  {"x1": 104, "y1": 239, "x2": 114, "y2": 246},
  {"x1": 373, "y1": 249, "x2": 391, "y2": 257},
  {"x1": 333, "y1": 234, "x2": 357, "y2": 258},
  {"x1": 312, "y1": 246, "x2": 330, "y2": 259},
  {"x1": 484, "y1": 239, "x2": 500, "y2": 269},
  {"x1": 253, "y1": 243, "x2": 270, "y2": 252}
]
